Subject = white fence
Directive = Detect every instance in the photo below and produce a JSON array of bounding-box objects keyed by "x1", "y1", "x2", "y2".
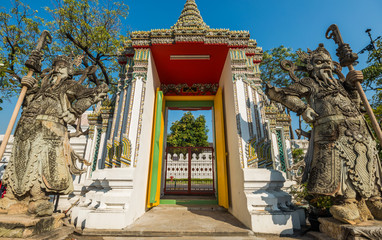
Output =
[{"x1": 165, "y1": 152, "x2": 213, "y2": 179}]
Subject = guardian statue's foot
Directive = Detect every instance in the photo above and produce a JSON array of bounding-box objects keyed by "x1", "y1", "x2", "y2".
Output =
[
  {"x1": 366, "y1": 198, "x2": 382, "y2": 220},
  {"x1": 330, "y1": 199, "x2": 360, "y2": 224},
  {"x1": 0, "y1": 197, "x2": 28, "y2": 214},
  {"x1": 357, "y1": 199, "x2": 374, "y2": 221},
  {"x1": 28, "y1": 200, "x2": 54, "y2": 217},
  {"x1": 0, "y1": 190, "x2": 28, "y2": 214}
]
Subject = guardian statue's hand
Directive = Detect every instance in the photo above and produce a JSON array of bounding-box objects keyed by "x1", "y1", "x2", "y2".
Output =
[
  {"x1": 21, "y1": 76, "x2": 37, "y2": 88},
  {"x1": 302, "y1": 107, "x2": 319, "y2": 123},
  {"x1": 345, "y1": 70, "x2": 363, "y2": 87}
]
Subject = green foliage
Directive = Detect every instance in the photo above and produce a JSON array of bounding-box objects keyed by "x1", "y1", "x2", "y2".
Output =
[
  {"x1": 362, "y1": 40, "x2": 382, "y2": 95},
  {"x1": 0, "y1": 0, "x2": 130, "y2": 110},
  {"x1": 45, "y1": 0, "x2": 129, "y2": 85},
  {"x1": 167, "y1": 112, "x2": 209, "y2": 148},
  {"x1": 361, "y1": 40, "x2": 382, "y2": 159},
  {"x1": 260, "y1": 45, "x2": 305, "y2": 88},
  {"x1": 260, "y1": 45, "x2": 307, "y2": 139},
  {"x1": 290, "y1": 182, "x2": 333, "y2": 210},
  {"x1": 0, "y1": 0, "x2": 42, "y2": 103},
  {"x1": 292, "y1": 148, "x2": 305, "y2": 163},
  {"x1": 306, "y1": 194, "x2": 333, "y2": 210}
]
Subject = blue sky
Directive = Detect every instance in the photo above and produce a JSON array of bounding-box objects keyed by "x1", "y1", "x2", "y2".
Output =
[{"x1": 1, "y1": 0, "x2": 381, "y2": 134}]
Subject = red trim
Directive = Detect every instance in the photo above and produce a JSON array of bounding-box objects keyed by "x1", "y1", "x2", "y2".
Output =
[
  {"x1": 151, "y1": 43, "x2": 173, "y2": 46},
  {"x1": 150, "y1": 43, "x2": 229, "y2": 85},
  {"x1": 228, "y1": 45, "x2": 248, "y2": 48},
  {"x1": 132, "y1": 45, "x2": 150, "y2": 49},
  {"x1": 174, "y1": 41, "x2": 205, "y2": 44},
  {"x1": 168, "y1": 107, "x2": 212, "y2": 111}
]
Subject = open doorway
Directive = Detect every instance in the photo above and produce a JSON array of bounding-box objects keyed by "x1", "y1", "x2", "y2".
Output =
[
  {"x1": 161, "y1": 107, "x2": 216, "y2": 201},
  {"x1": 147, "y1": 91, "x2": 228, "y2": 208}
]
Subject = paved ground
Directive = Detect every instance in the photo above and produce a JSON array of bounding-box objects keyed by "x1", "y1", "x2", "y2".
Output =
[{"x1": 68, "y1": 204, "x2": 315, "y2": 240}]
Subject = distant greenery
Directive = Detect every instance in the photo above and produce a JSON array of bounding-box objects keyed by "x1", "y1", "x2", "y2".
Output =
[
  {"x1": 292, "y1": 148, "x2": 305, "y2": 163},
  {"x1": 260, "y1": 45, "x2": 306, "y2": 139},
  {"x1": 260, "y1": 45, "x2": 298, "y2": 89},
  {"x1": 362, "y1": 39, "x2": 382, "y2": 159},
  {"x1": 167, "y1": 111, "x2": 209, "y2": 148}
]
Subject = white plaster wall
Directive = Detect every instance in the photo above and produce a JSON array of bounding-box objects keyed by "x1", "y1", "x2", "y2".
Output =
[
  {"x1": 271, "y1": 132, "x2": 281, "y2": 171},
  {"x1": 128, "y1": 79, "x2": 143, "y2": 163},
  {"x1": 126, "y1": 51, "x2": 160, "y2": 224},
  {"x1": 219, "y1": 54, "x2": 251, "y2": 228},
  {"x1": 235, "y1": 79, "x2": 250, "y2": 167},
  {"x1": 255, "y1": 92, "x2": 265, "y2": 138},
  {"x1": 285, "y1": 139, "x2": 293, "y2": 170},
  {"x1": 248, "y1": 85, "x2": 258, "y2": 140}
]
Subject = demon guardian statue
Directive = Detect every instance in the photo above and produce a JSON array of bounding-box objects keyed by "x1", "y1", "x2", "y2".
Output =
[
  {"x1": 0, "y1": 54, "x2": 108, "y2": 216},
  {"x1": 266, "y1": 43, "x2": 382, "y2": 224}
]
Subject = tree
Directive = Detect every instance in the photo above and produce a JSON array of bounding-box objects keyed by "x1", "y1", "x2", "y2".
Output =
[
  {"x1": 260, "y1": 45, "x2": 306, "y2": 139},
  {"x1": 0, "y1": 0, "x2": 129, "y2": 110},
  {"x1": 0, "y1": 0, "x2": 42, "y2": 102},
  {"x1": 292, "y1": 148, "x2": 305, "y2": 164},
  {"x1": 362, "y1": 39, "x2": 382, "y2": 159},
  {"x1": 45, "y1": 0, "x2": 129, "y2": 85},
  {"x1": 167, "y1": 112, "x2": 209, "y2": 148},
  {"x1": 362, "y1": 40, "x2": 382, "y2": 125},
  {"x1": 260, "y1": 45, "x2": 298, "y2": 89}
]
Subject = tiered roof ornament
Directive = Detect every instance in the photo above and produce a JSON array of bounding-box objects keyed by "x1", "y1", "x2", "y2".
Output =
[
  {"x1": 131, "y1": 0, "x2": 260, "y2": 48},
  {"x1": 171, "y1": 0, "x2": 209, "y2": 30}
]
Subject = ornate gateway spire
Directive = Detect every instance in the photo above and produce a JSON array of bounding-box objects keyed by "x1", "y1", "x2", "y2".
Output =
[{"x1": 171, "y1": 0, "x2": 209, "y2": 30}]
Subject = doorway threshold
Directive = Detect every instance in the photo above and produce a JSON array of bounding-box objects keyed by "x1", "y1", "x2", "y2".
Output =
[{"x1": 160, "y1": 195, "x2": 217, "y2": 205}]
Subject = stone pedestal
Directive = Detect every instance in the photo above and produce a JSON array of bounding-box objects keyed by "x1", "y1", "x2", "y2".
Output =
[
  {"x1": 319, "y1": 217, "x2": 382, "y2": 240},
  {"x1": 0, "y1": 213, "x2": 64, "y2": 238},
  {"x1": 72, "y1": 168, "x2": 135, "y2": 229},
  {"x1": 243, "y1": 169, "x2": 304, "y2": 235}
]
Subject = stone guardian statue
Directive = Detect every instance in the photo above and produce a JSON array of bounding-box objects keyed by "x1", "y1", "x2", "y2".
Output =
[
  {"x1": 0, "y1": 54, "x2": 108, "y2": 216},
  {"x1": 266, "y1": 43, "x2": 382, "y2": 224}
]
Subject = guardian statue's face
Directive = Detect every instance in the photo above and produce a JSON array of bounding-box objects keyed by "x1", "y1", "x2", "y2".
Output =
[
  {"x1": 311, "y1": 53, "x2": 336, "y2": 83},
  {"x1": 52, "y1": 60, "x2": 69, "y2": 81}
]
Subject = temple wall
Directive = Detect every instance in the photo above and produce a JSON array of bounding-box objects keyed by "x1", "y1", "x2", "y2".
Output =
[
  {"x1": 219, "y1": 53, "x2": 251, "y2": 228},
  {"x1": 127, "y1": 52, "x2": 160, "y2": 222}
]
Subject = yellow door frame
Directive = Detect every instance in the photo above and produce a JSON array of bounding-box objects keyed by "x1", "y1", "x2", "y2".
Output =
[{"x1": 146, "y1": 88, "x2": 229, "y2": 208}]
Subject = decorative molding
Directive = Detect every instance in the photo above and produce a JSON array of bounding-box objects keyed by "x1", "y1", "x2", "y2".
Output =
[
  {"x1": 100, "y1": 107, "x2": 113, "y2": 133},
  {"x1": 133, "y1": 80, "x2": 147, "y2": 167},
  {"x1": 244, "y1": 83, "x2": 254, "y2": 139},
  {"x1": 121, "y1": 137, "x2": 131, "y2": 166},
  {"x1": 161, "y1": 83, "x2": 218, "y2": 96},
  {"x1": 112, "y1": 140, "x2": 122, "y2": 168},
  {"x1": 104, "y1": 141, "x2": 113, "y2": 168},
  {"x1": 88, "y1": 113, "x2": 101, "y2": 139},
  {"x1": 246, "y1": 137, "x2": 258, "y2": 168},
  {"x1": 125, "y1": 81, "x2": 136, "y2": 138},
  {"x1": 130, "y1": 1, "x2": 252, "y2": 48},
  {"x1": 91, "y1": 128, "x2": 102, "y2": 174}
]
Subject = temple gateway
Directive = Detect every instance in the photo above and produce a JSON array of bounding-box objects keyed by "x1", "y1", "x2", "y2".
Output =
[{"x1": 67, "y1": 0, "x2": 304, "y2": 234}]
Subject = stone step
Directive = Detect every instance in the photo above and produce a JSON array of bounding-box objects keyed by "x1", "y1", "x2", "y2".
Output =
[
  {"x1": 75, "y1": 204, "x2": 252, "y2": 238},
  {"x1": 77, "y1": 229, "x2": 254, "y2": 238},
  {"x1": 155, "y1": 204, "x2": 227, "y2": 212}
]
